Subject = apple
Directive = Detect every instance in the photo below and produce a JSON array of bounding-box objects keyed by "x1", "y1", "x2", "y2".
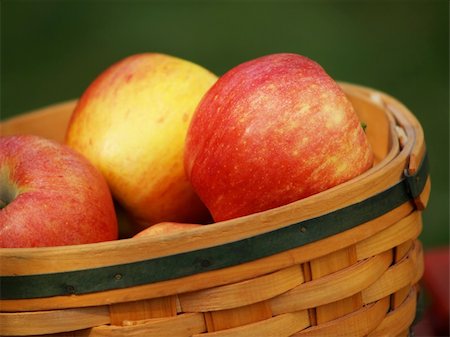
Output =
[
  {"x1": 65, "y1": 53, "x2": 217, "y2": 227},
  {"x1": 185, "y1": 53, "x2": 374, "y2": 221},
  {"x1": 133, "y1": 222, "x2": 202, "y2": 238},
  {"x1": 0, "y1": 135, "x2": 118, "y2": 248}
]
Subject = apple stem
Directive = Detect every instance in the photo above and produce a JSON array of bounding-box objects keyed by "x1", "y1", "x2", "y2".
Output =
[
  {"x1": 361, "y1": 122, "x2": 367, "y2": 132},
  {"x1": 0, "y1": 167, "x2": 19, "y2": 209}
]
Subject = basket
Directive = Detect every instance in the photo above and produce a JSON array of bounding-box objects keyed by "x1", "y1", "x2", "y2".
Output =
[{"x1": 0, "y1": 83, "x2": 430, "y2": 337}]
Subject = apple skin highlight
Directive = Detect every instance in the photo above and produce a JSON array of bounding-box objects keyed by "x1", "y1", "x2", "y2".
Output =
[
  {"x1": 185, "y1": 53, "x2": 374, "y2": 222},
  {"x1": 0, "y1": 135, "x2": 118, "y2": 248}
]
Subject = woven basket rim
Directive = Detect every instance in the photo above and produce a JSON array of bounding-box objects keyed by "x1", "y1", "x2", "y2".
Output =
[{"x1": 0, "y1": 83, "x2": 429, "y2": 303}]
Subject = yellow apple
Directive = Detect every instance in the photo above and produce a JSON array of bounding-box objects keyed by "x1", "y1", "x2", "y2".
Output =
[
  {"x1": 133, "y1": 222, "x2": 202, "y2": 238},
  {"x1": 65, "y1": 53, "x2": 217, "y2": 226}
]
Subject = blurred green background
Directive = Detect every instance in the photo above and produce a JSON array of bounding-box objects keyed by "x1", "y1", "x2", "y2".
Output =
[{"x1": 1, "y1": 0, "x2": 448, "y2": 248}]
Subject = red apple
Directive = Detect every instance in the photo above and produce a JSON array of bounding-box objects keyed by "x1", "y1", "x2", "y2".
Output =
[
  {"x1": 133, "y1": 222, "x2": 202, "y2": 238},
  {"x1": 65, "y1": 53, "x2": 217, "y2": 227},
  {"x1": 0, "y1": 135, "x2": 118, "y2": 247},
  {"x1": 185, "y1": 53, "x2": 374, "y2": 221}
]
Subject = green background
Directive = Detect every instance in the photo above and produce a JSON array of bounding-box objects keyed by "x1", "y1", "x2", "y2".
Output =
[{"x1": 1, "y1": 0, "x2": 448, "y2": 249}]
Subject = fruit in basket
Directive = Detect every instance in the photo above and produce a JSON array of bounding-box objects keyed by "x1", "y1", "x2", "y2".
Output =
[
  {"x1": 0, "y1": 135, "x2": 118, "y2": 248},
  {"x1": 65, "y1": 53, "x2": 217, "y2": 227},
  {"x1": 133, "y1": 222, "x2": 202, "y2": 238},
  {"x1": 185, "y1": 53, "x2": 374, "y2": 221}
]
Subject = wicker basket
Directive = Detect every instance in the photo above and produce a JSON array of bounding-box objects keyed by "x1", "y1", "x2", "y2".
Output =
[{"x1": 0, "y1": 83, "x2": 430, "y2": 337}]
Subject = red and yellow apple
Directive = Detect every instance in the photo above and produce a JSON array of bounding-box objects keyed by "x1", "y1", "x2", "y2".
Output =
[
  {"x1": 0, "y1": 135, "x2": 118, "y2": 248},
  {"x1": 133, "y1": 222, "x2": 202, "y2": 238},
  {"x1": 65, "y1": 53, "x2": 217, "y2": 227},
  {"x1": 185, "y1": 53, "x2": 374, "y2": 221}
]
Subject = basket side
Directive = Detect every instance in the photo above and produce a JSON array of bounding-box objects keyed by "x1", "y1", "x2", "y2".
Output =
[{"x1": 0, "y1": 210, "x2": 424, "y2": 336}]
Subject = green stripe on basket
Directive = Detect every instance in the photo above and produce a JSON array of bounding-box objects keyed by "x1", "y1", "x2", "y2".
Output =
[{"x1": 0, "y1": 152, "x2": 429, "y2": 300}]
